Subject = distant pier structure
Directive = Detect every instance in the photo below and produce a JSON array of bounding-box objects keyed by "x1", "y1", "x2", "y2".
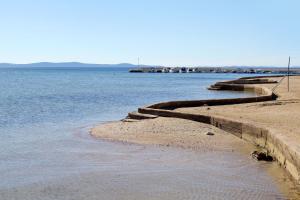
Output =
[{"x1": 129, "y1": 66, "x2": 300, "y2": 74}]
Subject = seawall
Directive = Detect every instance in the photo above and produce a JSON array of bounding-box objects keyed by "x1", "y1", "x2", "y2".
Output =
[{"x1": 133, "y1": 75, "x2": 300, "y2": 183}]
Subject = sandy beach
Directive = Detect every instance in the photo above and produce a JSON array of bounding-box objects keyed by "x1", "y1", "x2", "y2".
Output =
[
  {"x1": 2, "y1": 1, "x2": 300, "y2": 199},
  {"x1": 91, "y1": 76, "x2": 300, "y2": 155},
  {"x1": 91, "y1": 75, "x2": 300, "y2": 198},
  {"x1": 91, "y1": 117, "x2": 254, "y2": 152},
  {"x1": 176, "y1": 76, "x2": 300, "y2": 147},
  {"x1": 174, "y1": 76, "x2": 300, "y2": 180}
]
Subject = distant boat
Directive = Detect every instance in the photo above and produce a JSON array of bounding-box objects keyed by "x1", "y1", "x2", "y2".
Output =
[
  {"x1": 162, "y1": 68, "x2": 170, "y2": 73},
  {"x1": 180, "y1": 67, "x2": 187, "y2": 73},
  {"x1": 172, "y1": 68, "x2": 180, "y2": 73},
  {"x1": 188, "y1": 68, "x2": 194, "y2": 73}
]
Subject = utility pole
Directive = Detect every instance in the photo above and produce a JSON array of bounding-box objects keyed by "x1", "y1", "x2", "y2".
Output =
[{"x1": 288, "y1": 56, "x2": 290, "y2": 92}]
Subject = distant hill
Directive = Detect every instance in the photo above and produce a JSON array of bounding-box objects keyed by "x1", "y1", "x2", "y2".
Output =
[
  {"x1": 0, "y1": 62, "x2": 148, "y2": 68},
  {"x1": 0, "y1": 62, "x2": 298, "y2": 69}
]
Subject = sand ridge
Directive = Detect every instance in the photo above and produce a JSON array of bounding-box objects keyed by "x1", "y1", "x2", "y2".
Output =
[{"x1": 91, "y1": 117, "x2": 253, "y2": 153}]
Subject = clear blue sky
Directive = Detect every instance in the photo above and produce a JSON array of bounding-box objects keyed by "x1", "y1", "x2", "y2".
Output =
[{"x1": 0, "y1": 0, "x2": 299, "y2": 66}]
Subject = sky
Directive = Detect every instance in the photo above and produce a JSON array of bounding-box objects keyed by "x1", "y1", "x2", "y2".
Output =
[{"x1": 0, "y1": 0, "x2": 299, "y2": 66}]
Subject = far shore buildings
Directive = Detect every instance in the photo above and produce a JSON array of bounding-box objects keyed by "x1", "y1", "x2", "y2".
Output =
[{"x1": 129, "y1": 66, "x2": 299, "y2": 74}]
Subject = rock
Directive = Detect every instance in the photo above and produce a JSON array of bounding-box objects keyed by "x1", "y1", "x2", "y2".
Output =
[
  {"x1": 206, "y1": 132, "x2": 215, "y2": 136},
  {"x1": 251, "y1": 151, "x2": 273, "y2": 161},
  {"x1": 121, "y1": 119, "x2": 140, "y2": 122}
]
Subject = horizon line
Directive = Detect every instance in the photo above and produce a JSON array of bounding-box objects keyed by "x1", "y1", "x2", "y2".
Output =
[{"x1": 0, "y1": 62, "x2": 299, "y2": 68}]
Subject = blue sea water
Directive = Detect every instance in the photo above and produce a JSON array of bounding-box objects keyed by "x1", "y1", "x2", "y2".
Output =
[
  {"x1": 0, "y1": 68, "x2": 250, "y2": 172},
  {"x1": 0, "y1": 67, "x2": 252, "y2": 129},
  {"x1": 0, "y1": 67, "x2": 289, "y2": 200}
]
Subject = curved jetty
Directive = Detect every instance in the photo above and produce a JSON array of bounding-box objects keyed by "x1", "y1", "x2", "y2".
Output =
[{"x1": 92, "y1": 75, "x2": 300, "y2": 183}]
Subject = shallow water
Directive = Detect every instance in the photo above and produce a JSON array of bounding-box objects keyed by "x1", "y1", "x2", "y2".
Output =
[
  {"x1": 0, "y1": 129, "x2": 289, "y2": 200},
  {"x1": 0, "y1": 67, "x2": 298, "y2": 199}
]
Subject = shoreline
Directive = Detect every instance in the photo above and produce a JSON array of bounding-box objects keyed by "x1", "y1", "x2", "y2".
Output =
[
  {"x1": 129, "y1": 66, "x2": 300, "y2": 74},
  {"x1": 91, "y1": 75, "x2": 300, "y2": 184},
  {"x1": 91, "y1": 117, "x2": 255, "y2": 154}
]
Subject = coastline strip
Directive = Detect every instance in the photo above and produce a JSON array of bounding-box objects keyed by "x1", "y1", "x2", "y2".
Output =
[{"x1": 134, "y1": 75, "x2": 300, "y2": 183}]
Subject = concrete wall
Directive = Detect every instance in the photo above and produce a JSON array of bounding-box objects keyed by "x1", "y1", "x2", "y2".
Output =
[
  {"x1": 147, "y1": 84, "x2": 275, "y2": 110},
  {"x1": 136, "y1": 76, "x2": 300, "y2": 182}
]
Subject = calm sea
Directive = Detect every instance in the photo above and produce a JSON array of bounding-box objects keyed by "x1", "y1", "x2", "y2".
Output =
[{"x1": 0, "y1": 67, "x2": 289, "y2": 199}]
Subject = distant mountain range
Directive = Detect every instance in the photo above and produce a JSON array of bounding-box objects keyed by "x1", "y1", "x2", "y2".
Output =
[
  {"x1": 0, "y1": 62, "x2": 298, "y2": 69},
  {"x1": 0, "y1": 62, "x2": 141, "y2": 68}
]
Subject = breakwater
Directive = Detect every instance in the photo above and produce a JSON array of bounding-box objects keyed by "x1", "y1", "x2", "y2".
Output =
[{"x1": 127, "y1": 75, "x2": 300, "y2": 183}]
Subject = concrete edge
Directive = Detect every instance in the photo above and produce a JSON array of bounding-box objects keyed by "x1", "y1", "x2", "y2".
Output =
[{"x1": 135, "y1": 75, "x2": 300, "y2": 182}]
